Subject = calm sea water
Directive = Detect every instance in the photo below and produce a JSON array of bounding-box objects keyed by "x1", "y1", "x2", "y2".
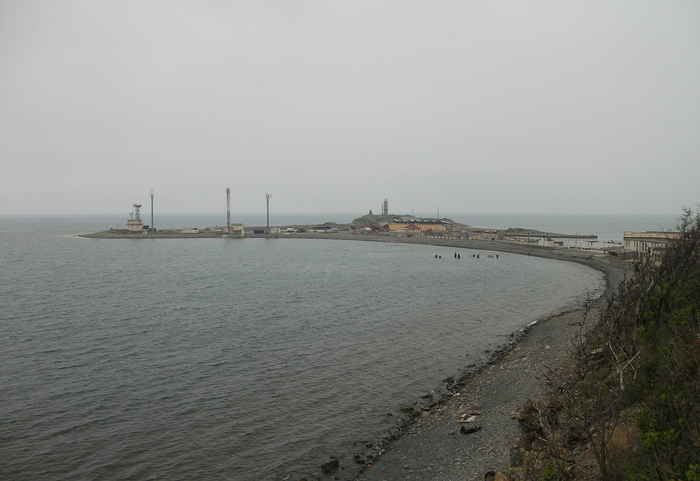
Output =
[{"x1": 0, "y1": 213, "x2": 642, "y2": 480}]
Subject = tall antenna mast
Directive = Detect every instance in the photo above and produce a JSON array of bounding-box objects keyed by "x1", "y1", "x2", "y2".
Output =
[
  {"x1": 226, "y1": 188, "x2": 231, "y2": 234},
  {"x1": 266, "y1": 193, "x2": 272, "y2": 233},
  {"x1": 150, "y1": 189, "x2": 154, "y2": 230}
]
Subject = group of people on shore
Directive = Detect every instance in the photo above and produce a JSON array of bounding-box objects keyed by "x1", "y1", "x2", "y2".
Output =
[{"x1": 432, "y1": 252, "x2": 500, "y2": 259}]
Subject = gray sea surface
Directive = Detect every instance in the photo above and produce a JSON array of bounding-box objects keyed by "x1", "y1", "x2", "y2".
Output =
[{"x1": 1, "y1": 215, "x2": 609, "y2": 480}]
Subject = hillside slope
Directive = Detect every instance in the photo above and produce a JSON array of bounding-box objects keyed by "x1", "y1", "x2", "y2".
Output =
[{"x1": 510, "y1": 208, "x2": 700, "y2": 480}]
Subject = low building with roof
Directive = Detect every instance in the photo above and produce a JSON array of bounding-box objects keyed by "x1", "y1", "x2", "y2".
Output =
[
  {"x1": 623, "y1": 231, "x2": 679, "y2": 261},
  {"x1": 504, "y1": 229, "x2": 598, "y2": 248},
  {"x1": 387, "y1": 217, "x2": 450, "y2": 234}
]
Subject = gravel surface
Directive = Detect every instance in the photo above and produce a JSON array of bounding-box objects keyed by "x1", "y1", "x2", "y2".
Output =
[{"x1": 352, "y1": 307, "x2": 592, "y2": 481}]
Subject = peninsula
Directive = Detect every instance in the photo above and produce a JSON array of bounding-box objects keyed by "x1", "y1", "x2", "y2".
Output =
[{"x1": 80, "y1": 214, "x2": 612, "y2": 253}]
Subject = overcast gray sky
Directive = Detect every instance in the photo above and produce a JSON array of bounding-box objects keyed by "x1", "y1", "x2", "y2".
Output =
[{"x1": 1, "y1": 1, "x2": 698, "y2": 216}]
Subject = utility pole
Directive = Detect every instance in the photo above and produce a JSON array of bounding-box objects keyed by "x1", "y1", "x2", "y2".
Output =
[
  {"x1": 266, "y1": 193, "x2": 272, "y2": 233},
  {"x1": 226, "y1": 188, "x2": 231, "y2": 234},
  {"x1": 150, "y1": 189, "x2": 154, "y2": 230}
]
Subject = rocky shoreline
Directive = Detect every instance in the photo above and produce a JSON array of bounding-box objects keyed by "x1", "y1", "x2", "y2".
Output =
[
  {"x1": 307, "y1": 237, "x2": 629, "y2": 481},
  {"x1": 346, "y1": 308, "x2": 609, "y2": 481}
]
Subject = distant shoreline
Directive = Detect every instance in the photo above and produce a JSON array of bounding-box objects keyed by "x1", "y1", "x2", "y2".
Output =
[
  {"x1": 80, "y1": 229, "x2": 626, "y2": 301},
  {"x1": 79, "y1": 230, "x2": 227, "y2": 239}
]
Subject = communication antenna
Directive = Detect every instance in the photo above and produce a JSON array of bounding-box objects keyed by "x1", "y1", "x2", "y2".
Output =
[
  {"x1": 133, "y1": 204, "x2": 142, "y2": 220},
  {"x1": 150, "y1": 190, "x2": 154, "y2": 230},
  {"x1": 266, "y1": 193, "x2": 272, "y2": 233},
  {"x1": 226, "y1": 188, "x2": 231, "y2": 234}
]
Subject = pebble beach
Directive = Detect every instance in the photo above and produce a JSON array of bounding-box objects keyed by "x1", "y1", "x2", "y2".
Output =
[{"x1": 346, "y1": 237, "x2": 629, "y2": 481}]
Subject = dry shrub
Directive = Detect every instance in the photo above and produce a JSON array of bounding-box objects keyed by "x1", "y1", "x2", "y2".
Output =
[{"x1": 513, "y1": 208, "x2": 700, "y2": 481}]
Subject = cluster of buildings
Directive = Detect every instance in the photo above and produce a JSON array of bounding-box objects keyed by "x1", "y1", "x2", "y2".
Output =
[
  {"x1": 352, "y1": 217, "x2": 449, "y2": 234},
  {"x1": 354, "y1": 199, "x2": 681, "y2": 262},
  {"x1": 124, "y1": 194, "x2": 679, "y2": 261}
]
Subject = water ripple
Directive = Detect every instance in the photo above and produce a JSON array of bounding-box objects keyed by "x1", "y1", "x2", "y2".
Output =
[{"x1": 1, "y1": 236, "x2": 604, "y2": 480}]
